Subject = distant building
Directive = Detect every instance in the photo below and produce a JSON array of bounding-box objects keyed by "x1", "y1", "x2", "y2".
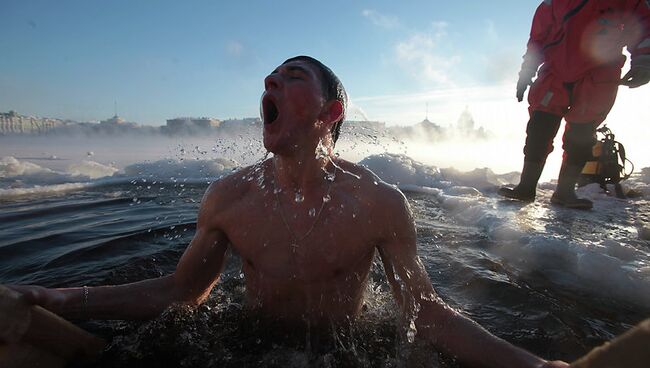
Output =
[
  {"x1": 415, "y1": 118, "x2": 443, "y2": 134},
  {"x1": 100, "y1": 114, "x2": 126, "y2": 125},
  {"x1": 386, "y1": 118, "x2": 444, "y2": 142},
  {"x1": 219, "y1": 117, "x2": 260, "y2": 128},
  {"x1": 217, "y1": 117, "x2": 262, "y2": 136},
  {"x1": 456, "y1": 107, "x2": 475, "y2": 132},
  {"x1": 99, "y1": 114, "x2": 139, "y2": 128},
  {"x1": 451, "y1": 107, "x2": 491, "y2": 140},
  {"x1": 162, "y1": 117, "x2": 222, "y2": 135},
  {"x1": 0, "y1": 111, "x2": 66, "y2": 135}
]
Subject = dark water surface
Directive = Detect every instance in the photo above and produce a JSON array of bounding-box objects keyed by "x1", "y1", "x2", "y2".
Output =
[{"x1": 1, "y1": 183, "x2": 648, "y2": 367}]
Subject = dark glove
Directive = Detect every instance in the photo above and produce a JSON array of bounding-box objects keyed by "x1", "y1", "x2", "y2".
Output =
[
  {"x1": 516, "y1": 77, "x2": 532, "y2": 102},
  {"x1": 516, "y1": 53, "x2": 540, "y2": 102},
  {"x1": 620, "y1": 67, "x2": 650, "y2": 88},
  {"x1": 516, "y1": 63, "x2": 538, "y2": 102}
]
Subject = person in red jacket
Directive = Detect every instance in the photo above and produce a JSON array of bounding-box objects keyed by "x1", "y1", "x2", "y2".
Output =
[{"x1": 499, "y1": 0, "x2": 650, "y2": 209}]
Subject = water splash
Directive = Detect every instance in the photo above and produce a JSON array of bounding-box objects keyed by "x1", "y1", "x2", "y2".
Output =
[
  {"x1": 406, "y1": 319, "x2": 417, "y2": 343},
  {"x1": 315, "y1": 139, "x2": 329, "y2": 160},
  {"x1": 295, "y1": 191, "x2": 304, "y2": 203}
]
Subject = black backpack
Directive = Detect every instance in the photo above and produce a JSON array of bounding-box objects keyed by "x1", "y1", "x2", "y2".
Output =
[{"x1": 579, "y1": 125, "x2": 633, "y2": 198}]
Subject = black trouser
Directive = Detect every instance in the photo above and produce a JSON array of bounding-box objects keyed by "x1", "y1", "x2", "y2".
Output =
[{"x1": 523, "y1": 110, "x2": 598, "y2": 167}]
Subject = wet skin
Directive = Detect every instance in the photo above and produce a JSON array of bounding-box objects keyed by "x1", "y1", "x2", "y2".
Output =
[{"x1": 201, "y1": 158, "x2": 395, "y2": 324}]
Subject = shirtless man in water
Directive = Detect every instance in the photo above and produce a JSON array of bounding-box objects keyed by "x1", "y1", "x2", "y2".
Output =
[{"x1": 10, "y1": 56, "x2": 567, "y2": 368}]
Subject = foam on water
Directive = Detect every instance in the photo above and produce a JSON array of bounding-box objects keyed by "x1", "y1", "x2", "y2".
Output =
[
  {"x1": 359, "y1": 153, "x2": 443, "y2": 188},
  {"x1": 0, "y1": 156, "x2": 239, "y2": 200},
  {"x1": 123, "y1": 157, "x2": 238, "y2": 182},
  {"x1": 0, "y1": 156, "x2": 54, "y2": 177},
  {"x1": 0, "y1": 182, "x2": 95, "y2": 199},
  {"x1": 67, "y1": 160, "x2": 119, "y2": 179},
  {"x1": 361, "y1": 153, "x2": 650, "y2": 309}
]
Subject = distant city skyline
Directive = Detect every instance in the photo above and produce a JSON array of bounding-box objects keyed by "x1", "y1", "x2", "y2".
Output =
[
  {"x1": 1, "y1": 105, "x2": 493, "y2": 145},
  {"x1": 1, "y1": 0, "x2": 539, "y2": 127}
]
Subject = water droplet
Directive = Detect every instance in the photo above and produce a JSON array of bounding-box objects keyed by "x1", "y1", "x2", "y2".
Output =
[
  {"x1": 256, "y1": 174, "x2": 265, "y2": 187},
  {"x1": 309, "y1": 208, "x2": 316, "y2": 217},
  {"x1": 420, "y1": 292, "x2": 436, "y2": 302},
  {"x1": 407, "y1": 320, "x2": 417, "y2": 343},
  {"x1": 323, "y1": 194, "x2": 331, "y2": 202},
  {"x1": 295, "y1": 191, "x2": 304, "y2": 203}
]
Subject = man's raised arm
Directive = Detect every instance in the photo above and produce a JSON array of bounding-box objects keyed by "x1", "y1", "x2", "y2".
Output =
[
  {"x1": 9, "y1": 181, "x2": 231, "y2": 321},
  {"x1": 375, "y1": 186, "x2": 566, "y2": 368}
]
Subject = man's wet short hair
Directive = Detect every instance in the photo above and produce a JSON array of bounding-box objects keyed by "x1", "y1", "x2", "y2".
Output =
[{"x1": 282, "y1": 56, "x2": 347, "y2": 145}]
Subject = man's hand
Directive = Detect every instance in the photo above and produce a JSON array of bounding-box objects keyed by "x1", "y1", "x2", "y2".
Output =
[
  {"x1": 621, "y1": 67, "x2": 650, "y2": 88},
  {"x1": 7, "y1": 284, "x2": 67, "y2": 312}
]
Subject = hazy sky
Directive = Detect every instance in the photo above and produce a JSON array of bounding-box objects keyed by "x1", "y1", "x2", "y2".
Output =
[{"x1": 0, "y1": 0, "x2": 542, "y2": 126}]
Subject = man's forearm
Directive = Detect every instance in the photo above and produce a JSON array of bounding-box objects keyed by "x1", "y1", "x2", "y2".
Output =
[
  {"x1": 420, "y1": 307, "x2": 546, "y2": 368},
  {"x1": 57, "y1": 275, "x2": 179, "y2": 320},
  {"x1": 521, "y1": 44, "x2": 542, "y2": 78}
]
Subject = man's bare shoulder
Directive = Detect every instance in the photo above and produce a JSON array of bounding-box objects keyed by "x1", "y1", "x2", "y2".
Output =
[
  {"x1": 201, "y1": 160, "x2": 270, "y2": 213},
  {"x1": 334, "y1": 159, "x2": 409, "y2": 212},
  {"x1": 334, "y1": 159, "x2": 413, "y2": 246}
]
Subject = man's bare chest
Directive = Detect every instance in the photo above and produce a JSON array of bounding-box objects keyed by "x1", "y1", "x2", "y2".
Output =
[{"x1": 219, "y1": 191, "x2": 377, "y2": 282}]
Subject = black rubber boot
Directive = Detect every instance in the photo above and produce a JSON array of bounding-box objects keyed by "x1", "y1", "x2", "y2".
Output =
[
  {"x1": 551, "y1": 164, "x2": 593, "y2": 210},
  {"x1": 498, "y1": 161, "x2": 545, "y2": 202}
]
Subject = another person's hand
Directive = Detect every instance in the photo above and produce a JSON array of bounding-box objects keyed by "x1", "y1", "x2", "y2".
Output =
[
  {"x1": 516, "y1": 77, "x2": 532, "y2": 102},
  {"x1": 7, "y1": 284, "x2": 67, "y2": 312},
  {"x1": 621, "y1": 67, "x2": 650, "y2": 88}
]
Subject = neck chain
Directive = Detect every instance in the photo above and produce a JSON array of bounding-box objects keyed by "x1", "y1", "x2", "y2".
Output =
[{"x1": 272, "y1": 161, "x2": 336, "y2": 251}]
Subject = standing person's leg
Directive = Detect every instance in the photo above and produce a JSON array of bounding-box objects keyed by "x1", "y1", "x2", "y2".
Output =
[
  {"x1": 498, "y1": 111, "x2": 561, "y2": 201},
  {"x1": 551, "y1": 122, "x2": 598, "y2": 209},
  {"x1": 551, "y1": 63, "x2": 622, "y2": 209},
  {"x1": 499, "y1": 68, "x2": 568, "y2": 202}
]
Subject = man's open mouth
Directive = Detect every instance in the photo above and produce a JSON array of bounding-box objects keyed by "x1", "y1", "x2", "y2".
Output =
[{"x1": 262, "y1": 95, "x2": 279, "y2": 125}]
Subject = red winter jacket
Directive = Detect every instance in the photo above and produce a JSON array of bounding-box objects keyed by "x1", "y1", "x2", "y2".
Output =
[{"x1": 522, "y1": 0, "x2": 650, "y2": 81}]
